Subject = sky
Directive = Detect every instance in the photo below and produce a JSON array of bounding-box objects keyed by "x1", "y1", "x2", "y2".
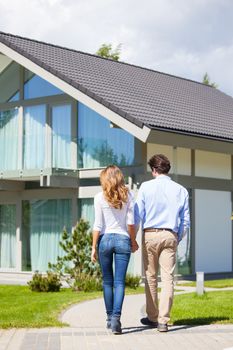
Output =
[{"x1": 1, "y1": 0, "x2": 233, "y2": 96}]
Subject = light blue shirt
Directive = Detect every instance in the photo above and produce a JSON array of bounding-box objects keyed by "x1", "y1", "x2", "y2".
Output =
[{"x1": 134, "y1": 175, "x2": 190, "y2": 241}]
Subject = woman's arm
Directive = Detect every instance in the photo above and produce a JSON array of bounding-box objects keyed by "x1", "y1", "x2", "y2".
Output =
[{"x1": 91, "y1": 230, "x2": 100, "y2": 262}]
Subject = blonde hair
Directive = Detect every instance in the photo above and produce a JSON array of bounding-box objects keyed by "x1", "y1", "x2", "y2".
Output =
[{"x1": 100, "y1": 165, "x2": 128, "y2": 209}]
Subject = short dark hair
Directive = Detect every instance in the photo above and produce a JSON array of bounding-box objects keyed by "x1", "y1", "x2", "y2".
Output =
[{"x1": 148, "y1": 154, "x2": 171, "y2": 174}]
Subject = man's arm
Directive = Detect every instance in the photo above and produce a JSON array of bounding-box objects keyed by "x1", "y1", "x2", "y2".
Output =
[
  {"x1": 178, "y1": 191, "x2": 190, "y2": 242},
  {"x1": 134, "y1": 184, "x2": 145, "y2": 232}
]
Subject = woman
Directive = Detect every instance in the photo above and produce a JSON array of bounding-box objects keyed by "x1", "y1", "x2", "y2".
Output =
[{"x1": 91, "y1": 165, "x2": 138, "y2": 334}]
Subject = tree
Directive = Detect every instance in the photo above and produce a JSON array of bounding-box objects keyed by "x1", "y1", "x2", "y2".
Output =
[
  {"x1": 48, "y1": 219, "x2": 102, "y2": 291},
  {"x1": 96, "y1": 43, "x2": 122, "y2": 61},
  {"x1": 202, "y1": 73, "x2": 218, "y2": 88}
]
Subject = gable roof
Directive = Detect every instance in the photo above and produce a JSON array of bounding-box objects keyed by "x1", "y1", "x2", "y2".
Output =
[{"x1": 0, "y1": 31, "x2": 233, "y2": 143}]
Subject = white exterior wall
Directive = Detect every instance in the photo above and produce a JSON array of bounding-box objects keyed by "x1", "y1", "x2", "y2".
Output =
[
  {"x1": 147, "y1": 144, "x2": 191, "y2": 175},
  {"x1": 195, "y1": 189, "x2": 232, "y2": 273},
  {"x1": 195, "y1": 150, "x2": 231, "y2": 179}
]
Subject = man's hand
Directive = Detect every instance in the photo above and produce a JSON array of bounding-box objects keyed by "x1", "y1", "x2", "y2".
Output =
[{"x1": 131, "y1": 240, "x2": 139, "y2": 253}]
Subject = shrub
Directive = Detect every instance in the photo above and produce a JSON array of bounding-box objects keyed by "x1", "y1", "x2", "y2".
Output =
[
  {"x1": 125, "y1": 274, "x2": 141, "y2": 289},
  {"x1": 73, "y1": 273, "x2": 103, "y2": 292},
  {"x1": 48, "y1": 219, "x2": 101, "y2": 291},
  {"x1": 28, "y1": 271, "x2": 61, "y2": 292}
]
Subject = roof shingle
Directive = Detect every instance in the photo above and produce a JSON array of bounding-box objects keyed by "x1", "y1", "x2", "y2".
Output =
[{"x1": 0, "y1": 31, "x2": 233, "y2": 142}]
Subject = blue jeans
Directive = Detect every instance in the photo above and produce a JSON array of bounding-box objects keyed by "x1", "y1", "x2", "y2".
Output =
[{"x1": 98, "y1": 233, "x2": 131, "y2": 318}]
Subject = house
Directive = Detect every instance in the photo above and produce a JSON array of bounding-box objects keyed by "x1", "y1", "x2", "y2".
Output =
[{"x1": 0, "y1": 31, "x2": 232, "y2": 278}]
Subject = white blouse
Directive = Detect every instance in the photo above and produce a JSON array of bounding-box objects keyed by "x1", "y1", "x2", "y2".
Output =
[{"x1": 93, "y1": 191, "x2": 134, "y2": 236}]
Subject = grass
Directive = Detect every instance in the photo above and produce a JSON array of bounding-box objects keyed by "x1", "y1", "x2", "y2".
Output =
[
  {"x1": 171, "y1": 291, "x2": 233, "y2": 325},
  {"x1": 1, "y1": 285, "x2": 232, "y2": 328},
  {"x1": 177, "y1": 278, "x2": 233, "y2": 289},
  {"x1": 0, "y1": 285, "x2": 102, "y2": 329},
  {"x1": 0, "y1": 285, "x2": 144, "y2": 329}
]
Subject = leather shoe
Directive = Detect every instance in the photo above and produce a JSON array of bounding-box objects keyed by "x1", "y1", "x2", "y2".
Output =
[{"x1": 140, "y1": 317, "x2": 158, "y2": 328}]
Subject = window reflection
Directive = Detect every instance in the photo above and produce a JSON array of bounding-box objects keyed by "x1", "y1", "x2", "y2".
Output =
[
  {"x1": 78, "y1": 103, "x2": 135, "y2": 168},
  {"x1": 0, "y1": 61, "x2": 20, "y2": 103},
  {"x1": 24, "y1": 69, "x2": 63, "y2": 99}
]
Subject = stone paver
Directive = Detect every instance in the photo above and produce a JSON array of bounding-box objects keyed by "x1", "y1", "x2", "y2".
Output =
[{"x1": 0, "y1": 285, "x2": 233, "y2": 349}]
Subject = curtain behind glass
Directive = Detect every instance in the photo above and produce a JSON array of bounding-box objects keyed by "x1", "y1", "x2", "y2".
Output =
[
  {"x1": 0, "y1": 205, "x2": 16, "y2": 268},
  {"x1": 0, "y1": 109, "x2": 19, "y2": 171},
  {"x1": 29, "y1": 199, "x2": 71, "y2": 272},
  {"x1": 78, "y1": 103, "x2": 135, "y2": 168},
  {"x1": 52, "y1": 104, "x2": 71, "y2": 168},
  {"x1": 23, "y1": 105, "x2": 46, "y2": 169},
  {"x1": 78, "y1": 199, "x2": 94, "y2": 229}
]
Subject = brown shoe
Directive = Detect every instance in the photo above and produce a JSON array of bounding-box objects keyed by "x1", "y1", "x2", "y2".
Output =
[{"x1": 157, "y1": 323, "x2": 168, "y2": 332}]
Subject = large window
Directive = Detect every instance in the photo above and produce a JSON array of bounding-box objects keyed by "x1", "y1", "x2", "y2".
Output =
[
  {"x1": 0, "y1": 109, "x2": 19, "y2": 171},
  {"x1": 78, "y1": 103, "x2": 135, "y2": 168},
  {"x1": 0, "y1": 204, "x2": 16, "y2": 268},
  {"x1": 0, "y1": 60, "x2": 20, "y2": 103},
  {"x1": 78, "y1": 198, "x2": 95, "y2": 229},
  {"x1": 52, "y1": 104, "x2": 72, "y2": 168},
  {"x1": 24, "y1": 69, "x2": 63, "y2": 99},
  {"x1": 23, "y1": 105, "x2": 46, "y2": 169},
  {"x1": 22, "y1": 199, "x2": 71, "y2": 272}
]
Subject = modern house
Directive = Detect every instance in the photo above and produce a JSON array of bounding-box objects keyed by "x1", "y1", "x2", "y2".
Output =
[{"x1": 0, "y1": 31, "x2": 232, "y2": 279}]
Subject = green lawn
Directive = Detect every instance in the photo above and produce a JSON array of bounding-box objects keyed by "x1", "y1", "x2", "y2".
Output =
[
  {"x1": 0, "y1": 285, "x2": 102, "y2": 329},
  {"x1": 177, "y1": 278, "x2": 233, "y2": 288},
  {"x1": 0, "y1": 285, "x2": 232, "y2": 328},
  {"x1": 171, "y1": 291, "x2": 233, "y2": 325}
]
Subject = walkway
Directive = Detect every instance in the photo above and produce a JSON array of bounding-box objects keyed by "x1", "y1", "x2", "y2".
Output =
[{"x1": 0, "y1": 286, "x2": 233, "y2": 350}]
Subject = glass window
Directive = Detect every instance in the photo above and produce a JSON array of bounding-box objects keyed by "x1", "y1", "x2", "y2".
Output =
[
  {"x1": 78, "y1": 198, "x2": 94, "y2": 229},
  {"x1": 24, "y1": 69, "x2": 63, "y2": 99},
  {"x1": 0, "y1": 61, "x2": 20, "y2": 103},
  {"x1": 52, "y1": 104, "x2": 72, "y2": 168},
  {"x1": 22, "y1": 199, "x2": 72, "y2": 272},
  {"x1": 78, "y1": 103, "x2": 135, "y2": 168},
  {"x1": 0, "y1": 204, "x2": 16, "y2": 268},
  {"x1": 0, "y1": 108, "x2": 19, "y2": 171},
  {"x1": 23, "y1": 105, "x2": 46, "y2": 169}
]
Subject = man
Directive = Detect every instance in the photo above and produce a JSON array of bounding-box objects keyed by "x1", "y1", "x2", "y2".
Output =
[{"x1": 135, "y1": 154, "x2": 190, "y2": 332}]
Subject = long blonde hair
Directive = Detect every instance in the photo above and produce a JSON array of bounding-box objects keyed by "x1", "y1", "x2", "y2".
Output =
[{"x1": 100, "y1": 165, "x2": 128, "y2": 209}]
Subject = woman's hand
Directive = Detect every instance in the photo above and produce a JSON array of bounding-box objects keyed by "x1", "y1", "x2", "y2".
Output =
[
  {"x1": 131, "y1": 240, "x2": 139, "y2": 253},
  {"x1": 91, "y1": 247, "x2": 97, "y2": 263}
]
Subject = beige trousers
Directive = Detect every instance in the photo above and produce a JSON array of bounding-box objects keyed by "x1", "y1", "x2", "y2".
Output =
[{"x1": 142, "y1": 230, "x2": 178, "y2": 324}]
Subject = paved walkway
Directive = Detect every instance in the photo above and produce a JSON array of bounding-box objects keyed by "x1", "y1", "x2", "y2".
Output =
[{"x1": 0, "y1": 286, "x2": 233, "y2": 350}]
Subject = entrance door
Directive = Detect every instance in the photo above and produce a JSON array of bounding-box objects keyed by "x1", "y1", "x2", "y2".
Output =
[{"x1": 0, "y1": 204, "x2": 16, "y2": 269}]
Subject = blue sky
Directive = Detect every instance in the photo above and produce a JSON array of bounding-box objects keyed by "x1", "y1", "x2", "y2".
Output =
[{"x1": 1, "y1": 0, "x2": 233, "y2": 96}]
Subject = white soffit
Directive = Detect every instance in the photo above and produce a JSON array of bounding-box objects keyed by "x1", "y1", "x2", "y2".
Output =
[{"x1": 0, "y1": 42, "x2": 151, "y2": 143}]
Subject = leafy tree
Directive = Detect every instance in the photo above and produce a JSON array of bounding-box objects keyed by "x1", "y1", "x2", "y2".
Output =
[
  {"x1": 96, "y1": 43, "x2": 122, "y2": 61},
  {"x1": 202, "y1": 73, "x2": 218, "y2": 88}
]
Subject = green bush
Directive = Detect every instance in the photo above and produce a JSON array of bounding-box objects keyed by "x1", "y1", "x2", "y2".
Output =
[
  {"x1": 49, "y1": 219, "x2": 101, "y2": 291},
  {"x1": 125, "y1": 274, "x2": 141, "y2": 289},
  {"x1": 28, "y1": 271, "x2": 61, "y2": 292},
  {"x1": 73, "y1": 273, "x2": 103, "y2": 292}
]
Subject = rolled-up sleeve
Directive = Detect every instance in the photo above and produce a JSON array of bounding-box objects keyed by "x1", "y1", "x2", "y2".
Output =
[
  {"x1": 93, "y1": 194, "x2": 103, "y2": 232},
  {"x1": 126, "y1": 192, "x2": 135, "y2": 225}
]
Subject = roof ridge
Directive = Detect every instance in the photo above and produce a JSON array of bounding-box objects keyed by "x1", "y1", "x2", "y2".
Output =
[{"x1": 0, "y1": 30, "x2": 214, "y2": 90}]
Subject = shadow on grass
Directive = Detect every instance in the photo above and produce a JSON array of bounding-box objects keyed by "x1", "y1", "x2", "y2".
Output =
[{"x1": 173, "y1": 316, "x2": 230, "y2": 325}]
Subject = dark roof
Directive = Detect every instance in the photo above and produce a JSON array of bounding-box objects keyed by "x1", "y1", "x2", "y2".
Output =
[{"x1": 0, "y1": 31, "x2": 233, "y2": 142}]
